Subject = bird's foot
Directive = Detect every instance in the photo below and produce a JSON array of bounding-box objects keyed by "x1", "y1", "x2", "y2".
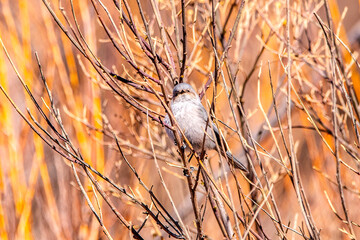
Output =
[
  {"x1": 183, "y1": 168, "x2": 190, "y2": 177},
  {"x1": 180, "y1": 141, "x2": 186, "y2": 151}
]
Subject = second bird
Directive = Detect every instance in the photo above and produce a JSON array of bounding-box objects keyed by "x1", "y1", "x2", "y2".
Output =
[{"x1": 164, "y1": 83, "x2": 248, "y2": 172}]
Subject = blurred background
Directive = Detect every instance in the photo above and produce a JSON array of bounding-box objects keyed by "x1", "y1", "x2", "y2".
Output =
[{"x1": 0, "y1": 0, "x2": 360, "y2": 239}]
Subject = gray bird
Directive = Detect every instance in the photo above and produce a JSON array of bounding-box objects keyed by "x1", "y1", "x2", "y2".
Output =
[{"x1": 164, "y1": 83, "x2": 248, "y2": 172}]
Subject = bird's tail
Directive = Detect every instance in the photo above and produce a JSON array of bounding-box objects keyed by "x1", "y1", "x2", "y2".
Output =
[{"x1": 226, "y1": 151, "x2": 248, "y2": 172}]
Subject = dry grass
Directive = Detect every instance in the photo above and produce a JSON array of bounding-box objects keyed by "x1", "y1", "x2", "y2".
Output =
[{"x1": 0, "y1": 0, "x2": 360, "y2": 239}]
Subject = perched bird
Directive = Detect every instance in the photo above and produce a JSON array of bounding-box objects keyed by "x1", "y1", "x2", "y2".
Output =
[{"x1": 164, "y1": 83, "x2": 248, "y2": 172}]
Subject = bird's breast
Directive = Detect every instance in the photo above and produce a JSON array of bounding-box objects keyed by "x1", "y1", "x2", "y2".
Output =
[
  {"x1": 171, "y1": 101, "x2": 205, "y2": 130},
  {"x1": 170, "y1": 100, "x2": 214, "y2": 151}
]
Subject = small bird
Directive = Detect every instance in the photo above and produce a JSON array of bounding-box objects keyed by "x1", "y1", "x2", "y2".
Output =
[{"x1": 164, "y1": 83, "x2": 248, "y2": 172}]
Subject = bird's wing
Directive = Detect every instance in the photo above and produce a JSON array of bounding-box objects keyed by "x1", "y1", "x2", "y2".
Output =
[
  {"x1": 196, "y1": 105, "x2": 226, "y2": 149},
  {"x1": 211, "y1": 122, "x2": 229, "y2": 152},
  {"x1": 197, "y1": 106, "x2": 248, "y2": 171}
]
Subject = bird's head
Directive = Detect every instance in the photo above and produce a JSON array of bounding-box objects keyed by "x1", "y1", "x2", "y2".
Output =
[{"x1": 172, "y1": 83, "x2": 199, "y2": 102}]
